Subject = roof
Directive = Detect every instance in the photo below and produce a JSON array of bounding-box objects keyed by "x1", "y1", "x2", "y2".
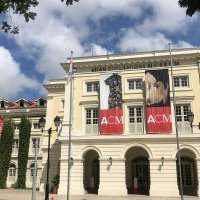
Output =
[{"x1": 0, "y1": 98, "x2": 47, "y2": 110}]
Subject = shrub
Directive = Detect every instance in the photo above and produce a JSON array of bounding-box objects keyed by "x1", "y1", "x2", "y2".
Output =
[
  {"x1": 0, "y1": 119, "x2": 14, "y2": 188},
  {"x1": 17, "y1": 117, "x2": 31, "y2": 188}
]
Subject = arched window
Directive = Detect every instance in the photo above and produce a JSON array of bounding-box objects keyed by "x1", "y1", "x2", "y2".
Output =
[
  {"x1": 30, "y1": 163, "x2": 35, "y2": 177},
  {"x1": 9, "y1": 163, "x2": 16, "y2": 177},
  {"x1": 39, "y1": 99, "x2": 45, "y2": 106},
  {"x1": 19, "y1": 100, "x2": 24, "y2": 107},
  {"x1": 1, "y1": 101, "x2": 5, "y2": 108}
]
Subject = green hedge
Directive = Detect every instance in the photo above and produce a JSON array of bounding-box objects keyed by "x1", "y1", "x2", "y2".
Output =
[
  {"x1": 0, "y1": 118, "x2": 14, "y2": 188},
  {"x1": 17, "y1": 117, "x2": 31, "y2": 189}
]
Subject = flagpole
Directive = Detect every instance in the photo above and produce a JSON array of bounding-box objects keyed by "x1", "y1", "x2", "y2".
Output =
[
  {"x1": 169, "y1": 43, "x2": 184, "y2": 200},
  {"x1": 66, "y1": 50, "x2": 74, "y2": 200}
]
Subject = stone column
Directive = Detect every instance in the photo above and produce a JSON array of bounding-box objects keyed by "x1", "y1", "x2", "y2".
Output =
[
  {"x1": 150, "y1": 158, "x2": 179, "y2": 197},
  {"x1": 98, "y1": 159, "x2": 127, "y2": 196},
  {"x1": 70, "y1": 159, "x2": 85, "y2": 195},
  {"x1": 57, "y1": 140, "x2": 68, "y2": 195},
  {"x1": 58, "y1": 70, "x2": 73, "y2": 194}
]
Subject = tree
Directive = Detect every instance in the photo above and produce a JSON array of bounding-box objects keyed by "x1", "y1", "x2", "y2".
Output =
[
  {"x1": 0, "y1": 0, "x2": 79, "y2": 34},
  {"x1": 0, "y1": 119, "x2": 14, "y2": 188},
  {"x1": 179, "y1": 0, "x2": 200, "y2": 16},
  {"x1": 17, "y1": 117, "x2": 31, "y2": 189}
]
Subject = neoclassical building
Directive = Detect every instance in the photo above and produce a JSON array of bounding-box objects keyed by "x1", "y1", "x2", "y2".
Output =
[
  {"x1": 0, "y1": 98, "x2": 46, "y2": 189},
  {"x1": 40, "y1": 47, "x2": 200, "y2": 197}
]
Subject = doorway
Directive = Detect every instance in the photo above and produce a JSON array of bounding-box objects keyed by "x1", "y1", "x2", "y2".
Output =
[
  {"x1": 125, "y1": 147, "x2": 150, "y2": 195},
  {"x1": 83, "y1": 150, "x2": 100, "y2": 194},
  {"x1": 176, "y1": 155, "x2": 198, "y2": 196}
]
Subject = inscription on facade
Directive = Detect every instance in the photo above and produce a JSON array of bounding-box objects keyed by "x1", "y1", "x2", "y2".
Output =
[{"x1": 91, "y1": 61, "x2": 179, "y2": 72}]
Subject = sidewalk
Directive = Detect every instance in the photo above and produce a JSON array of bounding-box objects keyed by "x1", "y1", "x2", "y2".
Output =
[{"x1": 0, "y1": 189, "x2": 200, "y2": 200}]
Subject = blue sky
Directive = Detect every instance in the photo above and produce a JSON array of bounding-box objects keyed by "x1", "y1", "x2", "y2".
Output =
[{"x1": 0, "y1": 0, "x2": 200, "y2": 100}]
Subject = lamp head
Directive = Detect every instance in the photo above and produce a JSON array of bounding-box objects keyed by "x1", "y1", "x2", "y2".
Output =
[
  {"x1": 187, "y1": 110, "x2": 194, "y2": 123},
  {"x1": 70, "y1": 157, "x2": 74, "y2": 166},
  {"x1": 161, "y1": 157, "x2": 164, "y2": 163},
  {"x1": 54, "y1": 116, "x2": 61, "y2": 128},
  {"x1": 108, "y1": 157, "x2": 112, "y2": 165},
  {"x1": 38, "y1": 116, "x2": 46, "y2": 131}
]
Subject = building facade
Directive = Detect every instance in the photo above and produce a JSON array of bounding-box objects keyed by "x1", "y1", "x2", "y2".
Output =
[
  {"x1": 0, "y1": 98, "x2": 46, "y2": 189},
  {"x1": 41, "y1": 48, "x2": 200, "y2": 197}
]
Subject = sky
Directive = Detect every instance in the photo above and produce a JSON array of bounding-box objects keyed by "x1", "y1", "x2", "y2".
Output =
[{"x1": 0, "y1": 0, "x2": 200, "y2": 101}]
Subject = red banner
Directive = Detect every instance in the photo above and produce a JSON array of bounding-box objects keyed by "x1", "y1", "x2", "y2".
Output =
[
  {"x1": 0, "y1": 116, "x2": 4, "y2": 138},
  {"x1": 146, "y1": 107, "x2": 172, "y2": 134},
  {"x1": 145, "y1": 69, "x2": 172, "y2": 134},
  {"x1": 100, "y1": 108, "x2": 123, "y2": 135},
  {"x1": 100, "y1": 73, "x2": 123, "y2": 135}
]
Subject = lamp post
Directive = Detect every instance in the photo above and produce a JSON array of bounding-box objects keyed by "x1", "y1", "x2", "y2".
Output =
[
  {"x1": 38, "y1": 116, "x2": 61, "y2": 200},
  {"x1": 169, "y1": 43, "x2": 184, "y2": 200},
  {"x1": 31, "y1": 138, "x2": 38, "y2": 200},
  {"x1": 187, "y1": 110, "x2": 194, "y2": 133}
]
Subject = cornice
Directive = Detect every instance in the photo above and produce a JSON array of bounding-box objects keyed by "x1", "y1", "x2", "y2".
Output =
[
  {"x1": 0, "y1": 107, "x2": 46, "y2": 117},
  {"x1": 61, "y1": 48, "x2": 200, "y2": 71},
  {"x1": 44, "y1": 83, "x2": 65, "y2": 91},
  {"x1": 79, "y1": 100, "x2": 98, "y2": 105},
  {"x1": 58, "y1": 134, "x2": 200, "y2": 144}
]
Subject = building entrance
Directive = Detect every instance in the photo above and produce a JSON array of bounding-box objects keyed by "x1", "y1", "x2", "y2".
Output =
[
  {"x1": 83, "y1": 150, "x2": 100, "y2": 194},
  {"x1": 131, "y1": 157, "x2": 150, "y2": 195},
  {"x1": 125, "y1": 147, "x2": 150, "y2": 195},
  {"x1": 176, "y1": 154, "x2": 198, "y2": 196}
]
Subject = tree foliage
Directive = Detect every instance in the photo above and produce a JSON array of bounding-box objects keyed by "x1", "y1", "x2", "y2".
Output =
[
  {"x1": 179, "y1": 0, "x2": 200, "y2": 16},
  {"x1": 0, "y1": 0, "x2": 79, "y2": 34},
  {"x1": 0, "y1": 118, "x2": 14, "y2": 188},
  {"x1": 17, "y1": 117, "x2": 31, "y2": 189}
]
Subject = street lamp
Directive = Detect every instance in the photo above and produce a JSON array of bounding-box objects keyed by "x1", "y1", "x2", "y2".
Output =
[
  {"x1": 38, "y1": 116, "x2": 61, "y2": 200},
  {"x1": 32, "y1": 138, "x2": 38, "y2": 200},
  {"x1": 187, "y1": 110, "x2": 194, "y2": 133},
  {"x1": 38, "y1": 117, "x2": 46, "y2": 132}
]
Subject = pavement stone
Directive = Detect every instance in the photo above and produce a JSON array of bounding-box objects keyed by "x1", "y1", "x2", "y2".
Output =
[{"x1": 0, "y1": 189, "x2": 200, "y2": 200}]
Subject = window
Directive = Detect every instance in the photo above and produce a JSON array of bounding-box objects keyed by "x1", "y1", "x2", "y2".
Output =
[
  {"x1": 12, "y1": 139, "x2": 19, "y2": 149},
  {"x1": 1, "y1": 101, "x2": 5, "y2": 108},
  {"x1": 30, "y1": 163, "x2": 36, "y2": 177},
  {"x1": 32, "y1": 138, "x2": 40, "y2": 154},
  {"x1": 174, "y1": 76, "x2": 189, "y2": 87},
  {"x1": 32, "y1": 138, "x2": 40, "y2": 148},
  {"x1": 19, "y1": 100, "x2": 24, "y2": 107},
  {"x1": 39, "y1": 99, "x2": 45, "y2": 106},
  {"x1": 9, "y1": 164, "x2": 16, "y2": 177},
  {"x1": 86, "y1": 82, "x2": 99, "y2": 92},
  {"x1": 175, "y1": 104, "x2": 191, "y2": 133},
  {"x1": 14, "y1": 123, "x2": 20, "y2": 130},
  {"x1": 128, "y1": 79, "x2": 143, "y2": 90},
  {"x1": 85, "y1": 108, "x2": 98, "y2": 134},
  {"x1": 12, "y1": 139, "x2": 19, "y2": 154},
  {"x1": 33, "y1": 122, "x2": 39, "y2": 129},
  {"x1": 86, "y1": 108, "x2": 98, "y2": 124},
  {"x1": 175, "y1": 105, "x2": 190, "y2": 122},
  {"x1": 128, "y1": 106, "x2": 143, "y2": 134},
  {"x1": 129, "y1": 106, "x2": 143, "y2": 123}
]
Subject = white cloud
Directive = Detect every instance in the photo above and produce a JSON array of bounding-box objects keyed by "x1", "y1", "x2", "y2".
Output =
[
  {"x1": 175, "y1": 41, "x2": 194, "y2": 48},
  {"x1": 0, "y1": 46, "x2": 41, "y2": 99},
  {"x1": 89, "y1": 44, "x2": 111, "y2": 56},
  {"x1": 7, "y1": 0, "x2": 198, "y2": 81},
  {"x1": 137, "y1": 0, "x2": 195, "y2": 33},
  {"x1": 119, "y1": 31, "x2": 169, "y2": 51},
  {"x1": 118, "y1": 30, "x2": 194, "y2": 52}
]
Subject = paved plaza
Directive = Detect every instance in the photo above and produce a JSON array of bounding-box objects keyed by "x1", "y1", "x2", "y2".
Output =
[{"x1": 0, "y1": 190, "x2": 200, "y2": 200}]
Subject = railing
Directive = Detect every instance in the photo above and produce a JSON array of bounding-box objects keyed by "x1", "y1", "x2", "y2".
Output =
[
  {"x1": 84, "y1": 122, "x2": 198, "y2": 135},
  {"x1": 128, "y1": 123, "x2": 144, "y2": 135},
  {"x1": 85, "y1": 124, "x2": 99, "y2": 135}
]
